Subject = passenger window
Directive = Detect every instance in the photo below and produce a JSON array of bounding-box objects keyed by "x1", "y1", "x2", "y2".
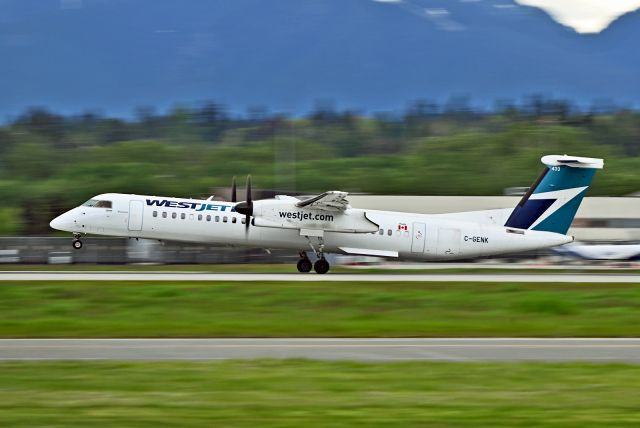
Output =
[
  {"x1": 223, "y1": 216, "x2": 228, "y2": 223},
  {"x1": 232, "y1": 217, "x2": 237, "y2": 224},
  {"x1": 153, "y1": 211, "x2": 157, "y2": 217},
  {"x1": 206, "y1": 215, "x2": 211, "y2": 222},
  {"x1": 162, "y1": 212, "x2": 167, "y2": 218},
  {"x1": 378, "y1": 229, "x2": 383, "y2": 235},
  {"x1": 241, "y1": 217, "x2": 246, "y2": 224},
  {"x1": 198, "y1": 214, "x2": 203, "y2": 221},
  {"x1": 172, "y1": 212, "x2": 177, "y2": 219},
  {"x1": 181, "y1": 213, "x2": 185, "y2": 220},
  {"x1": 215, "y1": 216, "x2": 220, "y2": 222},
  {"x1": 387, "y1": 229, "x2": 392, "y2": 236}
]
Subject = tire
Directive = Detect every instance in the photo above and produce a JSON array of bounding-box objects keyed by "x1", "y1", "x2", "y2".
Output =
[
  {"x1": 72, "y1": 240, "x2": 83, "y2": 250},
  {"x1": 297, "y1": 258, "x2": 312, "y2": 273},
  {"x1": 313, "y1": 258, "x2": 330, "y2": 274}
]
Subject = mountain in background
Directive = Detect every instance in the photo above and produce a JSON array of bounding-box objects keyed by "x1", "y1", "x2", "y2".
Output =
[{"x1": 1, "y1": 0, "x2": 639, "y2": 119}]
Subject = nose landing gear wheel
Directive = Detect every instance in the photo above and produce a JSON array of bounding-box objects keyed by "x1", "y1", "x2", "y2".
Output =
[
  {"x1": 297, "y1": 258, "x2": 312, "y2": 273},
  {"x1": 313, "y1": 258, "x2": 330, "y2": 274},
  {"x1": 72, "y1": 239, "x2": 83, "y2": 250}
]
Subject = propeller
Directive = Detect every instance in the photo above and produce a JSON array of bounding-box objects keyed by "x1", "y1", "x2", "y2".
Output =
[
  {"x1": 231, "y1": 176, "x2": 237, "y2": 203},
  {"x1": 234, "y1": 175, "x2": 253, "y2": 234}
]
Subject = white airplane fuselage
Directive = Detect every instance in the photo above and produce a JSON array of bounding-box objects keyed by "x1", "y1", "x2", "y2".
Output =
[
  {"x1": 50, "y1": 155, "x2": 606, "y2": 271},
  {"x1": 50, "y1": 193, "x2": 572, "y2": 261}
]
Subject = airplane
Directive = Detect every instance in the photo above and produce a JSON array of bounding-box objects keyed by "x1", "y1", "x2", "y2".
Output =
[
  {"x1": 551, "y1": 242, "x2": 640, "y2": 261},
  {"x1": 50, "y1": 154, "x2": 603, "y2": 274}
]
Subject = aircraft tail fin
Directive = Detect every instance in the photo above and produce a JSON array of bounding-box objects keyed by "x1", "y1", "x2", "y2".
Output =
[{"x1": 504, "y1": 155, "x2": 603, "y2": 235}]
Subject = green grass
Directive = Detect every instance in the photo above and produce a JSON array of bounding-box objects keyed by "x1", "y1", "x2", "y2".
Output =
[
  {"x1": 0, "y1": 263, "x2": 302, "y2": 272},
  {"x1": 2, "y1": 281, "x2": 640, "y2": 337},
  {"x1": 1, "y1": 360, "x2": 640, "y2": 427},
  {"x1": 0, "y1": 263, "x2": 638, "y2": 275}
]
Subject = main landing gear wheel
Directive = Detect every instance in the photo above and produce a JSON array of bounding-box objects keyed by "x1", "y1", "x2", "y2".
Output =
[
  {"x1": 72, "y1": 239, "x2": 83, "y2": 250},
  {"x1": 314, "y1": 258, "x2": 330, "y2": 275},
  {"x1": 297, "y1": 258, "x2": 312, "y2": 273}
]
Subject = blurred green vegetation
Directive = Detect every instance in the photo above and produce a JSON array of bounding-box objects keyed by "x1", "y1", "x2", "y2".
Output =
[
  {"x1": 2, "y1": 360, "x2": 640, "y2": 427},
  {"x1": 2, "y1": 281, "x2": 640, "y2": 337},
  {"x1": 0, "y1": 263, "x2": 638, "y2": 274},
  {"x1": 0, "y1": 208, "x2": 21, "y2": 235},
  {"x1": 1, "y1": 100, "x2": 639, "y2": 234}
]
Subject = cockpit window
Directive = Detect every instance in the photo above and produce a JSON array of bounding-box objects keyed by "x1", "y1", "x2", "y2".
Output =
[{"x1": 82, "y1": 199, "x2": 112, "y2": 208}]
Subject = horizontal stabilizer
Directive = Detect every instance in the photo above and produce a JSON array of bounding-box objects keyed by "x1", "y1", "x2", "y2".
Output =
[{"x1": 541, "y1": 155, "x2": 604, "y2": 169}]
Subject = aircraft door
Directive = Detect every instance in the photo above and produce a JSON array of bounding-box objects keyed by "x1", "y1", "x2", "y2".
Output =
[
  {"x1": 411, "y1": 222, "x2": 426, "y2": 253},
  {"x1": 128, "y1": 200, "x2": 144, "y2": 231},
  {"x1": 437, "y1": 228, "x2": 461, "y2": 257}
]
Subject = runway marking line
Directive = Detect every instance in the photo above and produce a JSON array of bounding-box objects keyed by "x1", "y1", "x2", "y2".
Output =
[{"x1": 3, "y1": 344, "x2": 640, "y2": 349}]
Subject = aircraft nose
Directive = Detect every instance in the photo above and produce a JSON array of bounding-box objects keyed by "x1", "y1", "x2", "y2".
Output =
[
  {"x1": 50, "y1": 212, "x2": 74, "y2": 232},
  {"x1": 49, "y1": 215, "x2": 63, "y2": 231}
]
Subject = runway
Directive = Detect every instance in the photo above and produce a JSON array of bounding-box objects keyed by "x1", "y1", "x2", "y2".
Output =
[
  {"x1": 1, "y1": 338, "x2": 640, "y2": 362},
  {"x1": 1, "y1": 271, "x2": 639, "y2": 282}
]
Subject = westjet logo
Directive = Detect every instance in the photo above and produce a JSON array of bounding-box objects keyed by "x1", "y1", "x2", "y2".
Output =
[
  {"x1": 146, "y1": 199, "x2": 233, "y2": 212},
  {"x1": 279, "y1": 211, "x2": 334, "y2": 222}
]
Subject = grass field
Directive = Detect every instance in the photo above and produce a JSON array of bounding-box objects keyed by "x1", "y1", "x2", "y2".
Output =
[
  {"x1": 2, "y1": 281, "x2": 640, "y2": 337},
  {"x1": 1, "y1": 360, "x2": 639, "y2": 427},
  {"x1": 0, "y1": 263, "x2": 638, "y2": 274},
  {"x1": 0, "y1": 263, "x2": 311, "y2": 272}
]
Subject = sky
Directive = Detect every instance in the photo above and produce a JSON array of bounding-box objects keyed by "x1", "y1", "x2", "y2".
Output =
[{"x1": 2, "y1": 0, "x2": 639, "y2": 120}]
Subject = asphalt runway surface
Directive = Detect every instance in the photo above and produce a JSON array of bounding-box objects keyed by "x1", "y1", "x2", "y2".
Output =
[
  {"x1": 1, "y1": 272, "x2": 639, "y2": 282},
  {"x1": 1, "y1": 339, "x2": 639, "y2": 362}
]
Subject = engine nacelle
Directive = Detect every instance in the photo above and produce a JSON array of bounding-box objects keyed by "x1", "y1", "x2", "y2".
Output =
[{"x1": 252, "y1": 200, "x2": 378, "y2": 233}]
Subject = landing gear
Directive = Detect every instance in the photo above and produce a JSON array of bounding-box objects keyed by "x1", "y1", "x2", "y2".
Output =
[
  {"x1": 72, "y1": 233, "x2": 83, "y2": 250},
  {"x1": 297, "y1": 254, "x2": 312, "y2": 273},
  {"x1": 313, "y1": 258, "x2": 330, "y2": 274},
  {"x1": 297, "y1": 242, "x2": 331, "y2": 275}
]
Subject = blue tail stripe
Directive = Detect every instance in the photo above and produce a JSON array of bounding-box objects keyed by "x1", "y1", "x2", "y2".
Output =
[
  {"x1": 531, "y1": 188, "x2": 588, "y2": 235},
  {"x1": 504, "y1": 164, "x2": 598, "y2": 234},
  {"x1": 504, "y1": 199, "x2": 555, "y2": 229},
  {"x1": 534, "y1": 168, "x2": 596, "y2": 193}
]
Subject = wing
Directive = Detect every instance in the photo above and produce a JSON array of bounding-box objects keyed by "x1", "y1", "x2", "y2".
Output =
[{"x1": 295, "y1": 191, "x2": 349, "y2": 212}]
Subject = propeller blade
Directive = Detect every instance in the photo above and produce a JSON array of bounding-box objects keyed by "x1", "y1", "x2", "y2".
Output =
[
  {"x1": 231, "y1": 176, "x2": 237, "y2": 203},
  {"x1": 234, "y1": 175, "x2": 254, "y2": 235},
  {"x1": 234, "y1": 201, "x2": 252, "y2": 216},
  {"x1": 245, "y1": 175, "x2": 252, "y2": 234},
  {"x1": 246, "y1": 175, "x2": 252, "y2": 205}
]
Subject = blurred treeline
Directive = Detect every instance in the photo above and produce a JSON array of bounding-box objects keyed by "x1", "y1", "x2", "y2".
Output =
[{"x1": 0, "y1": 97, "x2": 639, "y2": 235}]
